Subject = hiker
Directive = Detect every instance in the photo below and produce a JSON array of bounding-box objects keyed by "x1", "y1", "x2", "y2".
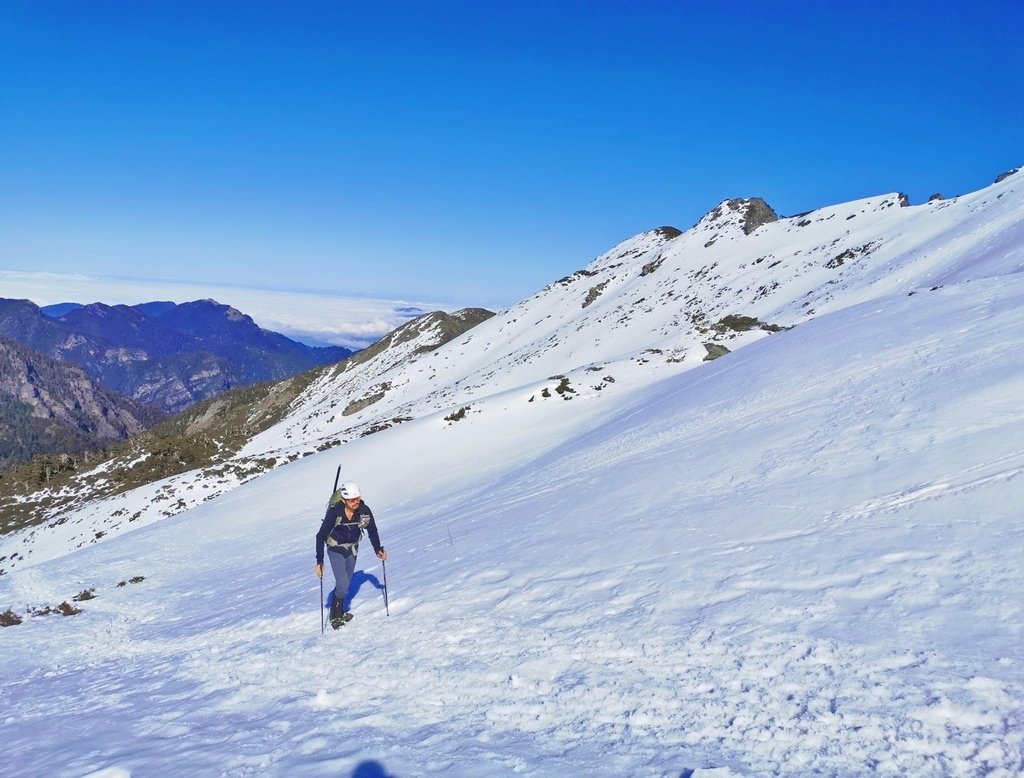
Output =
[{"x1": 315, "y1": 481, "x2": 387, "y2": 629}]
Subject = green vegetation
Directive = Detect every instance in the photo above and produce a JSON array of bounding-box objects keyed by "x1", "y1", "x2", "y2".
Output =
[
  {"x1": 445, "y1": 406, "x2": 471, "y2": 422},
  {"x1": 712, "y1": 314, "x2": 790, "y2": 335},
  {"x1": 0, "y1": 608, "x2": 22, "y2": 626}
]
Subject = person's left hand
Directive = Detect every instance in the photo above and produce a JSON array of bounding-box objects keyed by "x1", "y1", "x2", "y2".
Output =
[{"x1": 377, "y1": 549, "x2": 388, "y2": 561}]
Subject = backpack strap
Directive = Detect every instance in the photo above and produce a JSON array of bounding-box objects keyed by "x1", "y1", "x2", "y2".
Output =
[{"x1": 325, "y1": 506, "x2": 368, "y2": 552}]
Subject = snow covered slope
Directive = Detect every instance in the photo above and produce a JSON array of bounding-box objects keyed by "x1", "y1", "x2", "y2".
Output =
[
  {"x1": 2, "y1": 263, "x2": 1022, "y2": 776},
  {"x1": 237, "y1": 167, "x2": 1024, "y2": 465},
  {"x1": 1, "y1": 168, "x2": 1022, "y2": 775}
]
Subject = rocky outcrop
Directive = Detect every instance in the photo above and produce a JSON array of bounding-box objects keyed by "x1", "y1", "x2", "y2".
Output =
[
  {"x1": 702, "y1": 343, "x2": 731, "y2": 361},
  {"x1": 994, "y1": 168, "x2": 1020, "y2": 184},
  {"x1": 582, "y1": 282, "x2": 609, "y2": 308},
  {"x1": 347, "y1": 308, "x2": 494, "y2": 365},
  {"x1": 695, "y1": 198, "x2": 779, "y2": 235}
]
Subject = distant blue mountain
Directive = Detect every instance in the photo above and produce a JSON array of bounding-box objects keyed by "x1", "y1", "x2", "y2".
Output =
[
  {"x1": 133, "y1": 301, "x2": 177, "y2": 318},
  {"x1": 40, "y1": 302, "x2": 84, "y2": 318},
  {"x1": 0, "y1": 298, "x2": 355, "y2": 414},
  {"x1": 395, "y1": 306, "x2": 425, "y2": 317}
]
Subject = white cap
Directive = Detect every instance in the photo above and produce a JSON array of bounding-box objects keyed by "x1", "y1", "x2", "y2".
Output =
[{"x1": 339, "y1": 482, "x2": 361, "y2": 499}]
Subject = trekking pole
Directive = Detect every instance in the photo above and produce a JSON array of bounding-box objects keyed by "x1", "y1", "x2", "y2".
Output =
[
  {"x1": 382, "y1": 559, "x2": 390, "y2": 616},
  {"x1": 319, "y1": 465, "x2": 341, "y2": 635}
]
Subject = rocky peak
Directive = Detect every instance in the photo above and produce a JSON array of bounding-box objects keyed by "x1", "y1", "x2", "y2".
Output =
[
  {"x1": 0, "y1": 298, "x2": 66, "y2": 345},
  {"x1": 63, "y1": 302, "x2": 148, "y2": 325},
  {"x1": 354, "y1": 307, "x2": 495, "y2": 363},
  {"x1": 694, "y1": 197, "x2": 779, "y2": 236},
  {"x1": 994, "y1": 167, "x2": 1021, "y2": 184}
]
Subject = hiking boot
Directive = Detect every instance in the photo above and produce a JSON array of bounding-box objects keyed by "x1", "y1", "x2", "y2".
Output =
[{"x1": 329, "y1": 599, "x2": 346, "y2": 630}]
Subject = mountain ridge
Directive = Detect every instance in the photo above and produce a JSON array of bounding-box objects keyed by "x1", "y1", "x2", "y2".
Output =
[{"x1": 0, "y1": 297, "x2": 355, "y2": 415}]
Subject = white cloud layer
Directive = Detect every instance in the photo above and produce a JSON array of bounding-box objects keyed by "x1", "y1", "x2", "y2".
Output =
[{"x1": 0, "y1": 270, "x2": 473, "y2": 350}]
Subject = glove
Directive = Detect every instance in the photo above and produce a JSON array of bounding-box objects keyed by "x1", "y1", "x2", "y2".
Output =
[{"x1": 314, "y1": 563, "x2": 323, "y2": 578}]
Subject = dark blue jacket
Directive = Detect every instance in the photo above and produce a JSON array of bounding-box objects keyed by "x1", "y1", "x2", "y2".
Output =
[{"x1": 315, "y1": 501, "x2": 383, "y2": 565}]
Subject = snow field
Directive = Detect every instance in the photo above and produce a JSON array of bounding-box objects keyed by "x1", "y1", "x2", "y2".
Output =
[
  {"x1": 2, "y1": 277, "x2": 1023, "y2": 775},
  {"x1": 3, "y1": 171, "x2": 1024, "y2": 775}
]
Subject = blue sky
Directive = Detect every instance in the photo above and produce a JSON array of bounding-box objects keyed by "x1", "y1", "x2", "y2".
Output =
[{"x1": 2, "y1": 1, "x2": 1022, "y2": 309}]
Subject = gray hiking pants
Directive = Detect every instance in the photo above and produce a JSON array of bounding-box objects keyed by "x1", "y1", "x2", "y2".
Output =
[{"x1": 326, "y1": 547, "x2": 357, "y2": 608}]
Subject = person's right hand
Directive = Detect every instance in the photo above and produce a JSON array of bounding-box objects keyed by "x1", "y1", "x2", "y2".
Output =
[{"x1": 315, "y1": 564, "x2": 323, "y2": 579}]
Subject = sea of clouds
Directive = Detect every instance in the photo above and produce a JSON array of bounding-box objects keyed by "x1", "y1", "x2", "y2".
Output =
[{"x1": 0, "y1": 270, "x2": 477, "y2": 351}]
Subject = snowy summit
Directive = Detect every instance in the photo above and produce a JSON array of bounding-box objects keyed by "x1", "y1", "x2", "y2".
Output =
[{"x1": 2, "y1": 169, "x2": 1024, "y2": 776}]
